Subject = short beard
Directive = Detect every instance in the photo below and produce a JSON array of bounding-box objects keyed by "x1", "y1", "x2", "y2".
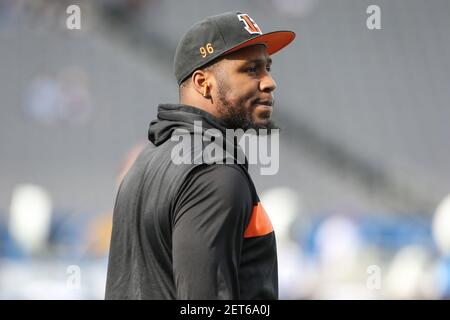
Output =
[{"x1": 215, "y1": 81, "x2": 279, "y2": 134}]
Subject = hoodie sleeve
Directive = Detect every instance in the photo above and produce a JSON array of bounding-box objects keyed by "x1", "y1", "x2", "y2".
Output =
[{"x1": 171, "y1": 164, "x2": 253, "y2": 299}]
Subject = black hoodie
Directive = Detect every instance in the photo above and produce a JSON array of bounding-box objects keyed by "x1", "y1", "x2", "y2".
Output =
[{"x1": 105, "y1": 104, "x2": 278, "y2": 299}]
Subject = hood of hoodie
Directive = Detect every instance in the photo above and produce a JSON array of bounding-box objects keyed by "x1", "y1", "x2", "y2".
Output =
[
  {"x1": 148, "y1": 104, "x2": 229, "y2": 146},
  {"x1": 148, "y1": 104, "x2": 248, "y2": 168}
]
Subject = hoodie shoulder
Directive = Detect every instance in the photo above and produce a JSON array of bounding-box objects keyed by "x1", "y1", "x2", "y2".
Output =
[{"x1": 173, "y1": 164, "x2": 254, "y2": 227}]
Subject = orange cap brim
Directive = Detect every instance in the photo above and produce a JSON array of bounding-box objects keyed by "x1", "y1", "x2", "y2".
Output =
[{"x1": 224, "y1": 30, "x2": 296, "y2": 55}]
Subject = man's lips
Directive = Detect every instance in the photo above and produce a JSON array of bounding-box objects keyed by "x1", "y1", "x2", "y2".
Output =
[
  {"x1": 254, "y1": 100, "x2": 273, "y2": 112},
  {"x1": 256, "y1": 105, "x2": 273, "y2": 115},
  {"x1": 255, "y1": 99, "x2": 273, "y2": 107},
  {"x1": 254, "y1": 101, "x2": 273, "y2": 120}
]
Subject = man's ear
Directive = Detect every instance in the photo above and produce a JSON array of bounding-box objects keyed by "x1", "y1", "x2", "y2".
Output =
[{"x1": 192, "y1": 70, "x2": 211, "y2": 98}]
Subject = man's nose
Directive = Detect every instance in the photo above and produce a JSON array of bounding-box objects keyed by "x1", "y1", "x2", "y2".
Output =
[{"x1": 260, "y1": 73, "x2": 277, "y2": 93}]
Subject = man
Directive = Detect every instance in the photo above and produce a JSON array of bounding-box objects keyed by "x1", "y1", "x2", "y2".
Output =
[{"x1": 105, "y1": 11, "x2": 295, "y2": 299}]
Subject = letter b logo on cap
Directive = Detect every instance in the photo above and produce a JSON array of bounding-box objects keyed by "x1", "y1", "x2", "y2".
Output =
[{"x1": 237, "y1": 13, "x2": 262, "y2": 35}]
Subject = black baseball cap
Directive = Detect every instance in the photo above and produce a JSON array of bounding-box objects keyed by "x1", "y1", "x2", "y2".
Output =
[{"x1": 174, "y1": 11, "x2": 296, "y2": 85}]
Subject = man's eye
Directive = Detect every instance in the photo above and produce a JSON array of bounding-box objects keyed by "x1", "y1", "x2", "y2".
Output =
[
  {"x1": 266, "y1": 66, "x2": 272, "y2": 72},
  {"x1": 247, "y1": 66, "x2": 257, "y2": 73}
]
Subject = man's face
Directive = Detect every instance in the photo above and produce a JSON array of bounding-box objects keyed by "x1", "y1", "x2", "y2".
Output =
[{"x1": 210, "y1": 45, "x2": 278, "y2": 130}]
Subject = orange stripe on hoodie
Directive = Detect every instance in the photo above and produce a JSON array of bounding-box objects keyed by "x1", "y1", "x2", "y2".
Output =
[{"x1": 244, "y1": 202, "x2": 273, "y2": 238}]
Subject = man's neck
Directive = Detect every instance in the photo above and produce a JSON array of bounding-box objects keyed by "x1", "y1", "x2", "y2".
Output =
[{"x1": 179, "y1": 99, "x2": 220, "y2": 119}]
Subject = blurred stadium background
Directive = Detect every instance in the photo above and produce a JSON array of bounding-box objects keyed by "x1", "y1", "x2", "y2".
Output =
[{"x1": 1, "y1": 0, "x2": 450, "y2": 299}]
